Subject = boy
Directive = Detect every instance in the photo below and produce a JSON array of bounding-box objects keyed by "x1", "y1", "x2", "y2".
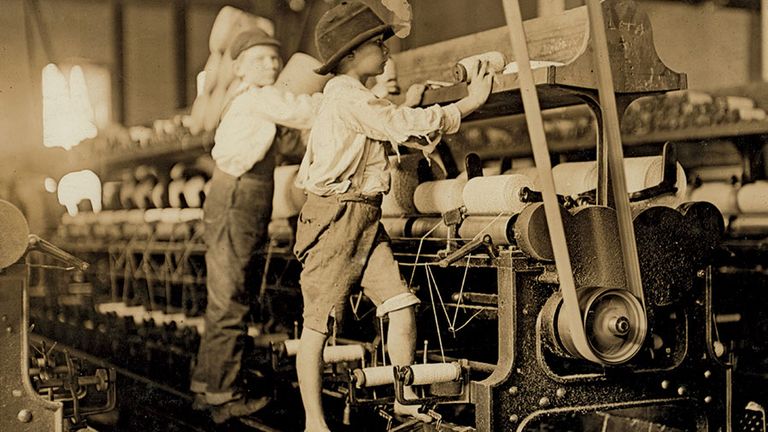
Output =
[
  {"x1": 294, "y1": 2, "x2": 493, "y2": 430},
  {"x1": 191, "y1": 28, "x2": 320, "y2": 424}
]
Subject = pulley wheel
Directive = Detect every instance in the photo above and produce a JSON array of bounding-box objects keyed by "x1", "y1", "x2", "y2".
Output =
[{"x1": 543, "y1": 286, "x2": 647, "y2": 365}]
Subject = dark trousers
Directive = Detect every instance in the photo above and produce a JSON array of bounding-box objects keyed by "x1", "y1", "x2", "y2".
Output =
[{"x1": 191, "y1": 167, "x2": 273, "y2": 404}]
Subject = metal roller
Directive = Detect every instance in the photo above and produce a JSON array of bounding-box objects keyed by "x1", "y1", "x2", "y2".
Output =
[{"x1": 541, "y1": 286, "x2": 646, "y2": 365}]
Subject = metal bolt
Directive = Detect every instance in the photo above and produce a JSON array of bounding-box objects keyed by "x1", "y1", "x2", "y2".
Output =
[
  {"x1": 508, "y1": 386, "x2": 519, "y2": 395},
  {"x1": 17, "y1": 409, "x2": 32, "y2": 423},
  {"x1": 677, "y1": 386, "x2": 687, "y2": 396},
  {"x1": 6, "y1": 326, "x2": 12, "y2": 334},
  {"x1": 538, "y1": 396, "x2": 550, "y2": 407},
  {"x1": 1, "y1": 315, "x2": 7, "y2": 321},
  {"x1": 704, "y1": 370, "x2": 712, "y2": 379},
  {"x1": 556, "y1": 388, "x2": 566, "y2": 398},
  {"x1": 661, "y1": 380, "x2": 670, "y2": 390},
  {"x1": 704, "y1": 396, "x2": 713, "y2": 404},
  {"x1": 509, "y1": 414, "x2": 519, "y2": 423},
  {"x1": 697, "y1": 269, "x2": 706, "y2": 278}
]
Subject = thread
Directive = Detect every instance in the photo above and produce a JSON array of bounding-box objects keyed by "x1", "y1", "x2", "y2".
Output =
[
  {"x1": 282, "y1": 340, "x2": 365, "y2": 363},
  {"x1": 323, "y1": 345, "x2": 366, "y2": 363},
  {"x1": 730, "y1": 215, "x2": 768, "y2": 235},
  {"x1": 551, "y1": 161, "x2": 595, "y2": 196},
  {"x1": 462, "y1": 174, "x2": 533, "y2": 215},
  {"x1": 413, "y1": 179, "x2": 466, "y2": 214},
  {"x1": 453, "y1": 51, "x2": 506, "y2": 83},
  {"x1": 381, "y1": 217, "x2": 411, "y2": 238},
  {"x1": 272, "y1": 165, "x2": 304, "y2": 219},
  {"x1": 458, "y1": 216, "x2": 515, "y2": 245},
  {"x1": 689, "y1": 182, "x2": 739, "y2": 215},
  {"x1": 183, "y1": 176, "x2": 207, "y2": 208},
  {"x1": 382, "y1": 155, "x2": 421, "y2": 216},
  {"x1": 353, "y1": 366, "x2": 395, "y2": 388},
  {"x1": 283, "y1": 339, "x2": 300, "y2": 356},
  {"x1": 168, "y1": 179, "x2": 186, "y2": 208},
  {"x1": 736, "y1": 181, "x2": 768, "y2": 214},
  {"x1": 410, "y1": 218, "x2": 450, "y2": 239},
  {"x1": 406, "y1": 362, "x2": 462, "y2": 386}
]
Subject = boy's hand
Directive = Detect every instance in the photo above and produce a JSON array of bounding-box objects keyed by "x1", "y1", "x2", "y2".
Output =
[
  {"x1": 466, "y1": 60, "x2": 493, "y2": 109},
  {"x1": 403, "y1": 83, "x2": 427, "y2": 107}
]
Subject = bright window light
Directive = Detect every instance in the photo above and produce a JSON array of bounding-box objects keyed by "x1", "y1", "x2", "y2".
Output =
[
  {"x1": 57, "y1": 170, "x2": 102, "y2": 216},
  {"x1": 42, "y1": 63, "x2": 111, "y2": 150}
]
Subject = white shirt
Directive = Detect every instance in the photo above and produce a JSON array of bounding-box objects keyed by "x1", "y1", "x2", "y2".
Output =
[
  {"x1": 296, "y1": 75, "x2": 461, "y2": 196},
  {"x1": 212, "y1": 83, "x2": 321, "y2": 177}
]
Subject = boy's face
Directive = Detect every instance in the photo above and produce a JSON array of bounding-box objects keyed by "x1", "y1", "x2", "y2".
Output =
[
  {"x1": 234, "y1": 45, "x2": 282, "y2": 87},
  {"x1": 350, "y1": 35, "x2": 389, "y2": 77}
]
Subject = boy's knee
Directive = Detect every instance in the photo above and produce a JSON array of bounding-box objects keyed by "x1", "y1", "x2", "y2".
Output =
[{"x1": 376, "y1": 292, "x2": 420, "y2": 318}]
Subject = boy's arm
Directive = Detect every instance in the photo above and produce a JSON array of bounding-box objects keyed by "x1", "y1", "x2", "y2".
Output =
[
  {"x1": 245, "y1": 86, "x2": 322, "y2": 130},
  {"x1": 345, "y1": 61, "x2": 493, "y2": 147}
]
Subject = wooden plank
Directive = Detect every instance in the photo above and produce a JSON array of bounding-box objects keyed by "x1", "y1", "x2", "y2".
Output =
[
  {"x1": 394, "y1": 0, "x2": 686, "y2": 106},
  {"x1": 392, "y1": 5, "x2": 588, "y2": 90}
]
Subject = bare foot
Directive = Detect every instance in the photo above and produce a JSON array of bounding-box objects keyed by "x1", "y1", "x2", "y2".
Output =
[{"x1": 394, "y1": 402, "x2": 433, "y2": 423}]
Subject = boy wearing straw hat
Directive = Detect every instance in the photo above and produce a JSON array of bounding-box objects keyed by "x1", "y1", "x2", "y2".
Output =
[
  {"x1": 294, "y1": 1, "x2": 493, "y2": 430},
  {"x1": 190, "y1": 28, "x2": 321, "y2": 424}
]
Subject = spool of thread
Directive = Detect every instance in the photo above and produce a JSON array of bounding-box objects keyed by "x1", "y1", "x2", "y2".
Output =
[
  {"x1": 413, "y1": 179, "x2": 466, "y2": 214},
  {"x1": 410, "y1": 218, "x2": 450, "y2": 239},
  {"x1": 730, "y1": 215, "x2": 768, "y2": 235},
  {"x1": 272, "y1": 165, "x2": 303, "y2": 219},
  {"x1": 381, "y1": 217, "x2": 411, "y2": 238},
  {"x1": 179, "y1": 208, "x2": 204, "y2": 222},
  {"x1": 282, "y1": 340, "x2": 365, "y2": 364},
  {"x1": 405, "y1": 362, "x2": 462, "y2": 386},
  {"x1": 151, "y1": 182, "x2": 169, "y2": 209},
  {"x1": 551, "y1": 161, "x2": 595, "y2": 196},
  {"x1": 689, "y1": 182, "x2": 739, "y2": 215},
  {"x1": 608, "y1": 156, "x2": 687, "y2": 210},
  {"x1": 102, "y1": 182, "x2": 122, "y2": 211},
  {"x1": 462, "y1": 174, "x2": 533, "y2": 215},
  {"x1": 160, "y1": 209, "x2": 183, "y2": 224},
  {"x1": 322, "y1": 344, "x2": 366, "y2": 363},
  {"x1": 457, "y1": 216, "x2": 515, "y2": 245},
  {"x1": 133, "y1": 179, "x2": 157, "y2": 210},
  {"x1": 283, "y1": 339, "x2": 300, "y2": 356},
  {"x1": 353, "y1": 366, "x2": 395, "y2": 388},
  {"x1": 453, "y1": 51, "x2": 505, "y2": 83},
  {"x1": 382, "y1": 155, "x2": 421, "y2": 216},
  {"x1": 736, "y1": 181, "x2": 768, "y2": 214},
  {"x1": 183, "y1": 176, "x2": 207, "y2": 208},
  {"x1": 723, "y1": 96, "x2": 755, "y2": 111},
  {"x1": 143, "y1": 209, "x2": 163, "y2": 224},
  {"x1": 274, "y1": 52, "x2": 331, "y2": 95},
  {"x1": 506, "y1": 166, "x2": 541, "y2": 189},
  {"x1": 169, "y1": 179, "x2": 186, "y2": 208}
]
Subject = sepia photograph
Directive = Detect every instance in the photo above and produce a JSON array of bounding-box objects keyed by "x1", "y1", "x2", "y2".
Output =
[{"x1": 0, "y1": 0, "x2": 765, "y2": 430}]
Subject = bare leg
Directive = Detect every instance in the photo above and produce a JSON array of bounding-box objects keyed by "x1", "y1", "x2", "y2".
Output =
[
  {"x1": 387, "y1": 307, "x2": 433, "y2": 423},
  {"x1": 297, "y1": 327, "x2": 331, "y2": 432}
]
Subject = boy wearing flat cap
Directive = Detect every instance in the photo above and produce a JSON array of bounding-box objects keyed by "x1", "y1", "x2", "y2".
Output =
[
  {"x1": 294, "y1": 1, "x2": 493, "y2": 430},
  {"x1": 191, "y1": 27, "x2": 320, "y2": 424}
]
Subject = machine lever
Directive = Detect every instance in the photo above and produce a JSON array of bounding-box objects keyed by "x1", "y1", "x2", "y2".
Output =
[
  {"x1": 437, "y1": 235, "x2": 493, "y2": 268},
  {"x1": 28, "y1": 234, "x2": 89, "y2": 272}
]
